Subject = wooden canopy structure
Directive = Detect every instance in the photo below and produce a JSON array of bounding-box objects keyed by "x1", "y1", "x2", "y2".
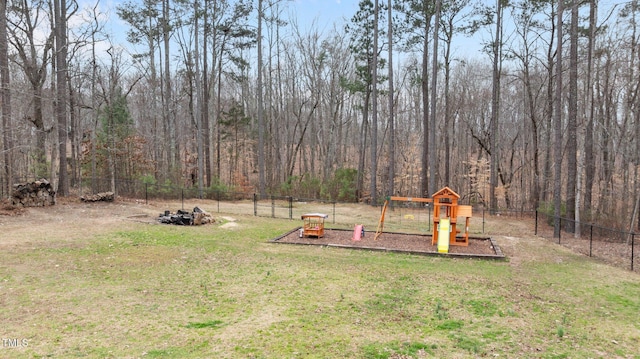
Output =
[
  {"x1": 430, "y1": 187, "x2": 469, "y2": 246},
  {"x1": 301, "y1": 213, "x2": 329, "y2": 238},
  {"x1": 375, "y1": 187, "x2": 473, "y2": 247}
]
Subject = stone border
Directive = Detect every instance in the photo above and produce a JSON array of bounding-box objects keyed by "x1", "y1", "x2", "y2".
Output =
[{"x1": 270, "y1": 228, "x2": 506, "y2": 260}]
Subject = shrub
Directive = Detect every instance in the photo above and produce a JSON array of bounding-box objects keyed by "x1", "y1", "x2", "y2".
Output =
[
  {"x1": 538, "y1": 201, "x2": 566, "y2": 226},
  {"x1": 207, "y1": 178, "x2": 234, "y2": 200},
  {"x1": 324, "y1": 168, "x2": 358, "y2": 202},
  {"x1": 279, "y1": 176, "x2": 299, "y2": 196}
]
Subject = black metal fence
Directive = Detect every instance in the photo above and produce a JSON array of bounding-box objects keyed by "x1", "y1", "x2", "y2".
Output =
[
  {"x1": 4, "y1": 176, "x2": 638, "y2": 272},
  {"x1": 74, "y1": 178, "x2": 365, "y2": 226},
  {"x1": 535, "y1": 210, "x2": 637, "y2": 272}
]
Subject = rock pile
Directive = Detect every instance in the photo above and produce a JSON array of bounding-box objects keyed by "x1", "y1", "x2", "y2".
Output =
[{"x1": 11, "y1": 179, "x2": 56, "y2": 207}]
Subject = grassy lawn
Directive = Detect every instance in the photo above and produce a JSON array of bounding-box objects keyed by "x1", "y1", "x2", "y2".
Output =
[{"x1": 1, "y1": 208, "x2": 640, "y2": 358}]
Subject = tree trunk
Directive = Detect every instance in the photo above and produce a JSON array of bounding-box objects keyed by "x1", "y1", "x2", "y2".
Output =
[
  {"x1": 543, "y1": 27, "x2": 555, "y2": 204},
  {"x1": 90, "y1": 14, "x2": 98, "y2": 193},
  {"x1": 490, "y1": 0, "x2": 503, "y2": 213},
  {"x1": 600, "y1": 54, "x2": 613, "y2": 216},
  {"x1": 257, "y1": 0, "x2": 266, "y2": 196},
  {"x1": 553, "y1": 0, "x2": 564, "y2": 238},
  {"x1": 443, "y1": 16, "x2": 453, "y2": 187},
  {"x1": 54, "y1": 0, "x2": 68, "y2": 196},
  {"x1": 162, "y1": 0, "x2": 174, "y2": 181},
  {"x1": 215, "y1": 34, "x2": 225, "y2": 182},
  {"x1": 0, "y1": 0, "x2": 11, "y2": 196},
  {"x1": 68, "y1": 78, "x2": 78, "y2": 186},
  {"x1": 194, "y1": 0, "x2": 204, "y2": 197},
  {"x1": 202, "y1": 0, "x2": 211, "y2": 187},
  {"x1": 357, "y1": 91, "x2": 370, "y2": 200},
  {"x1": 429, "y1": 0, "x2": 442, "y2": 195},
  {"x1": 565, "y1": 0, "x2": 578, "y2": 233},
  {"x1": 32, "y1": 86, "x2": 48, "y2": 177},
  {"x1": 421, "y1": 16, "x2": 431, "y2": 197},
  {"x1": 370, "y1": 0, "x2": 379, "y2": 204},
  {"x1": 9, "y1": 0, "x2": 54, "y2": 179},
  {"x1": 387, "y1": 0, "x2": 395, "y2": 197},
  {"x1": 525, "y1": 55, "x2": 540, "y2": 210},
  {"x1": 583, "y1": 0, "x2": 597, "y2": 219}
]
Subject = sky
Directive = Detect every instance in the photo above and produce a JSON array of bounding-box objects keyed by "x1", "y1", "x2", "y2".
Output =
[
  {"x1": 288, "y1": 0, "x2": 634, "y2": 58},
  {"x1": 79, "y1": 0, "x2": 633, "y2": 65},
  {"x1": 291, "y1": 0, "x2": 359, "y2": 29},
  {"x1": 86, "y1": 0, "x2": 362, "y2": 60}
]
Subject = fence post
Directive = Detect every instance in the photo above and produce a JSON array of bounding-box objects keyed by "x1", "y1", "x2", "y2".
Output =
[
  {"x1": 181, "y1": 189, "x2": 184, "y2": 210},
  {"x1": 535, "y1": 210, "x2": 538, "y2": 235},
  {"x1": 253, "y1": 193, "x2": 257, "y2": 216},
  {"x1": 216, "y1": 191, "x2": 220, "y2": 213},
  {"x1": 145, "y1": 183, "x2": 148, "y2": 205},
  {"x1": 333, "y1": 202, "x2": 336, "y2": 224},
  {"x1": 482, "y1": 208, "x2": 485, "y2": 234},
  {"x1": 289, "y1": 196, "x2": 293, "y2": 220},
  {"x1": 271, "y1": 196, "x2": 275, "y2": 218}
]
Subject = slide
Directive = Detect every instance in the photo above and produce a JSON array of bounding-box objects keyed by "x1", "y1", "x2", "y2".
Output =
[{"x1": 352, "y1": 224, "x2": 363, "y2": 241}]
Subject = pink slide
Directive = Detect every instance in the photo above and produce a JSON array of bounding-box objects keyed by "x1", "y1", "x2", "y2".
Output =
[{"x1": 352, "y1": 224, "x2": 363, "y2": 241}]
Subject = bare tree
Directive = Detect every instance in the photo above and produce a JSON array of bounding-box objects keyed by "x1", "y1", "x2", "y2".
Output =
[
  {"x1": 257, "y1": 0, "x2": 266, "y2": 196},
  {"x1": 53, "y1": 0, "x2": 68, "y2": 195},
  {"x1": 565, "y1": 0, "x2": 579, "y2": 233},
  {"x1": 162, "y1": 0, "x2": 175, "y2": 180},
  {"x1": 583, "y1": 0, "x2": 597, "y2": 220},
  {"x1": 428, "y1": 0, "x2": 442, "y2": 194},
  {"x1": 8, "y1": 0, "x2": 55, "y2": 178},
  {"x1": 387, "y1": 0, "x2": 394, "y2": 196},
  {"x1": 371, "y1": 0, "x2": 379, "y2": 204},
  {"x1": 421, "y1": 9, "x2": 431, "y2": 198},
  {"x1": 489, "y1": 0, "x2": 505, "y2": 212},
  {"x1": 553, "y1": 0, "x2": 564, "y2": 238},
  {"x1": 86, "y1": 2, "x2": 105, "y2": 193},
  {"x1": 0, "y1": 0, "x2": 11, "y2": 195},
  {"x1": 440, "y1": 0, "x2": 474, "y2": 186},
  {"x1": 394, "y1": 0, "x2": 434, "y2": 197},
  {"x1": 510, "y1": 0, "x2": 546, "y2": 210},
  {"x1": 194, "y1": 0, "x2": 204, "y2": 196},
  {"x1": 116, "y1": 0, "x2": 162, "y2": 179}
]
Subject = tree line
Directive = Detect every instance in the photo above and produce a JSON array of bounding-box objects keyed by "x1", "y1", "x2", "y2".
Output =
[{"x1": 0, "y1": 0, "x2": 639, "y2": 234}]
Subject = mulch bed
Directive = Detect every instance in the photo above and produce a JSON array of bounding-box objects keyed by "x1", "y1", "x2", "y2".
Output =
[{"x1": 272, "y1": 228, "x2": 504, "y2": 259}]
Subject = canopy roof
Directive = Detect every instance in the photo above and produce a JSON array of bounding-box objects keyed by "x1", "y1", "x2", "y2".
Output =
[{"x1": 301, "y1": 213, "x2": 329, "y2": 219}]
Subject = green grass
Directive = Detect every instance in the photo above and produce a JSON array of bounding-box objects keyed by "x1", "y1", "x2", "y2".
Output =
[{"x1": 2, "y1": 212, "x2": 640, "y2": 358}]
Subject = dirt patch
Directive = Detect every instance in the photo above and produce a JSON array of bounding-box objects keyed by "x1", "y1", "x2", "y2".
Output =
[
  {"x1": 272, "y1": 228, "x2": 504, "y2": 259},
  {"x1": 0, "y1": 199, "x2": 148, "y2": 248}
]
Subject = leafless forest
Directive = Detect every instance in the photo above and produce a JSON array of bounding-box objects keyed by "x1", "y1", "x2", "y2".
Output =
[{"x1": 0, "y1": 0, "x2": 639, "y2": 232}]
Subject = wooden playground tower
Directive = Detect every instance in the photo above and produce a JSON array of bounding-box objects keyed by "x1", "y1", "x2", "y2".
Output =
[{"x1": 375, "y1": 187, "x2": 472, "y2": 247}]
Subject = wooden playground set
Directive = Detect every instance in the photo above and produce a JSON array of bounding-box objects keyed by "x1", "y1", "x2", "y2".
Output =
[{"x1": 299, "y1": 187, "x2": 473, "y2": 254}]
